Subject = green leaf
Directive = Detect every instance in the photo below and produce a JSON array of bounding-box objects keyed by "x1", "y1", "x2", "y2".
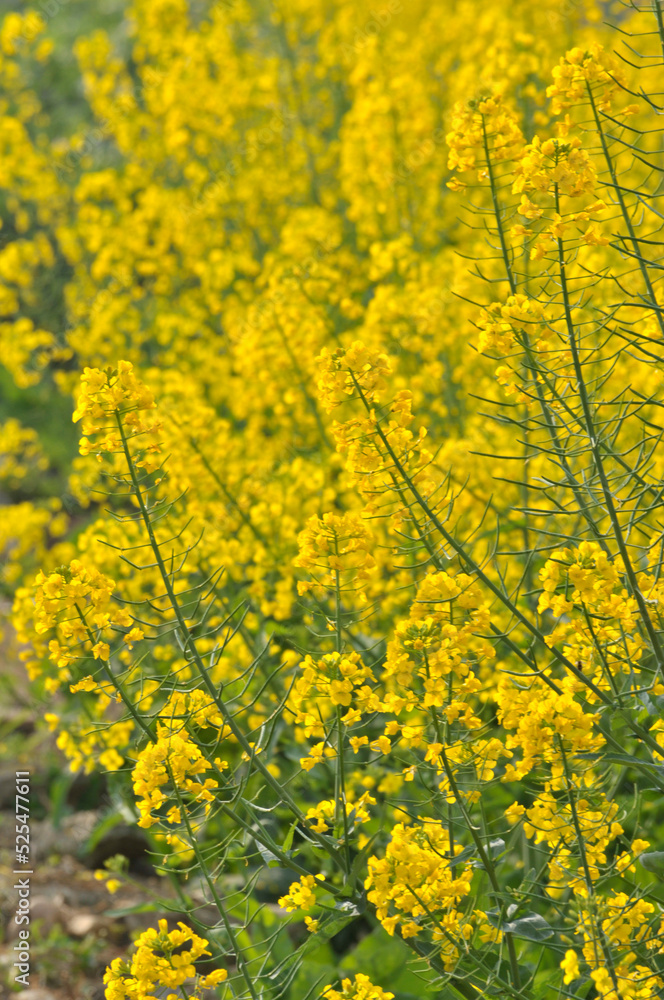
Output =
[
  {"x1": 639, "y1": 852, "x2": 664, "y2": 877},
  {"x1": 339, "y1": 924, "x2": 432, "y2": 992},
  {"x1": 256, "y1": 842, "x2": 281, "y2": 868},
  {"x1": 489, "y1": 837, "x2": 506, "y2": 858},
  {"x1": 86, "y1": 812, "x2": 124, "y2": 852},
  {"x1": 289, "y1": 960, "x2": 337, "y2": 1000},
  {"x1": 49, "y1": 773, "x2": 72, "y2": 829},
  {"x1": 503, "y1": 912, "x2": 554, "y2": 942},
  {"x1": 450, "y1": 844, "x2": 477, "y2": 866},
  {"x1": 310, "y1": 899, "x2": 362, "y2": 945},
  {"x1": 282, "y1": 818, "x2": 299, "y2": 853}
]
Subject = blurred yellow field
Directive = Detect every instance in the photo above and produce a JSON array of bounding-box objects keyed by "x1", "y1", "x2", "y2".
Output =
[{"x1": 2, "y1": 1, "x2": 664, "y2": 998}]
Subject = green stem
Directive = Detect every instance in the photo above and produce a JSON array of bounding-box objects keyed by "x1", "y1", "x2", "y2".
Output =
[
  {"x1": 170, "y1": 770, "x2": 259, "y2": 1000},
  {"x1": 586, "y1": 80, "x2": 664, "y2": 338},
  {"x1": 348, "y1": 376, "x2": 664, "y2": 765},
  {"x1": 556, "y1": 736, "x2": 620, "y2": 995},
  {"x1": 430, "y1": 707, "x2": 522, "y2": 992},
  {"x1": 554, "y1": 182, "x2": 664, "y2": 677},
  {"x1": 114, "y1": 412, "x2": 346, "y2": 867}
]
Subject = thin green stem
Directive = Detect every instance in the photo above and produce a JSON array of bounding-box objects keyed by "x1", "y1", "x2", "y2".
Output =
[
  {"x1": 114, "y1": 411, "x2": 347, "y2": 867},
  {"x1": 586, "y1": 81, "x2": 664, "y2": 338},
  {"x1": 170, "y1": 771, "x2": 259, "y2": 1000},
  {"x1": 556, "y1": 736, "x2": 621, "y2": 996},
  {"x1": 431, "y1": 707, "x2": 522, "y2": 992},
  {"x1": 348, "y1": 376, "x2": 664, "y2": 766},
  {"x1": 554, "y1": 182, "x2": 664, "y2": 676}
]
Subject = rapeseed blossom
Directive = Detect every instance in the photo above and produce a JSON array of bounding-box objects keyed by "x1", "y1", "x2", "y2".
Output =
[
  {"x1": 3, "y1": 1, "x2": 664, "y2": 998},
  {"x1": 103, "y1": 920, "x2": 226, "y2": 1000}
]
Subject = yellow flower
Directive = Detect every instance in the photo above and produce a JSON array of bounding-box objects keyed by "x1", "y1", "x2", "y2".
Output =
[
  {"x1": 278, "y1": 874, "x2": 324, "y2": 913},
  {"x1": 322, "y1": 974, "x2": 394, "y2": 1000},
  {"x1": 561, "y1": 949, "x2": 580, "y2": 984},
  {"x1": 132, "y1": 726, "x2": 219, "y2": 829},
  {"x1": 103, "y1": 919, "x2": 224, "y2": 999},
  {"x1": 73, "y1": 363, "x2": 163, "y2": 471}
]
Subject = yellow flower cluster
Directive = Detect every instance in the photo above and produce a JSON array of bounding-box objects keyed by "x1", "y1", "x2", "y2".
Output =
[
  {"x1": 513, "y1": 135, "x2": 597, "y2": 199},
  {"x1": 160, "y1": 689, "x2": 228, "y2": 733},
  {"x1": 295, "y1": 510, "x2": 376, "y2": 599},
  {"x1": 477, "y1": 294, "x2": 553, "y2": 355},
  {"x1": 3, "y1": 0, "x2": 664, "y2": 995},
  {"x1": 498, "y1": 675, "x2": 603, "y2": 778},
  {"x1": 32, "y1": 559, "x2": 135, "y2": 685},
  {"x1": 382, "y1": 570, "x2": 490, "y2": 717},
  {"x1": 569, "y1": 893, "x2": 664, "y2": 1000},
  {"x1": 446, "y1": 93, "x2": 523, "y2": 181},
  {"x1": 510, "y1": 131, "x2": 609, "y2": 257},
  {"x1": 132, "y1": 726, "x2": 221, "y2": 829},
  {"x1": 322, "y1": 365, "x2": 432, "y2": 529},
  {"x1": 49, "y1": 715, "x2": 134, "y2": 774},
  {"x1": 322, "y1": 975, "x2": 394, "y2": 1000},
  {"x1": 317, "y1": 342, "x2": 393, "y2": 412},
  {"x1": 292, "y1": 650, "x2": 379, "y2": 740},
  {"x1": 103, "y1": 919, "x2": 226, "y2": 1000},
  {"x1": 365, "y1": 821, "x2": 473, "y2": 942},
  {"x1": 547, "y1": 44, "x2": 623, "y2": 114},
  {"x1": 539, "y1": 541, "x2": 624, "y2": 615},
  {"x1": 537, "y1": 542, "x2": 646, "y2": 684},
  {"x1": 305, "y1": 789, "x2": 375, "y2": 833},
  {"x1": 514, "y1": 788, "x2": 624, "y2": 893},
  {"x1": 278, "y1": 873, "x2": 325, "y2": 913},
  {"x1": 73, "y1": 362, "x2": 162, "y2": 470},
  {"x1": 0, "y1": 418, "x2": 47, "y2": 486}
]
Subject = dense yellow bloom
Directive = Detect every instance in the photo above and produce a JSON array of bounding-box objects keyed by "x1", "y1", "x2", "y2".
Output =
[
  {"x1": 446, "y1": 93, "x2": 524, "y2": 178},
  {"x1": 0, "y1": 418, "x2": 47, "y2": 485},
  {"x1": 477, "y1": 295, "x2": 552, "y2": 355},
  {"x1": 73, "y1": 362, "x2": 162, "y2": 470},
  {"x1": 291, "y1": 650, "x2": 379, "y2": 739},
  {"x1": 305, "y1": 790, "x2": 375, "y2": 833},
  {"x1": 30, "y1": 559, "x2": 132, "y2": 687},
  {"x1": 322, "y1": 974, "x2": 394, "y2": 1000},
  {"x1": 3, "y1": 1, "x2": 664, "y2": 996},
  {"x1": 522, "y1": 788, "x2": 623, "y2": 891},
  {"x1": 296, "y1": 510, "x2": 377, "y2": 598},
  {"x1": 547, "y1": 44, "x2": 623, "y2": 114},
  {"x1": 513, "y1": 135, "x2": 597, "y2": 199},
  {"x1": 103, "y1": 919, "x2": 226, "y2": 1000},
  {"x1": 365, "y1": 821, "x2": 473, "y2": 945},
  {"x1": 498, "y1": 675, "x2": 603, "y2": 778},
  {"x1": 132, "y1": 726, "x2": 220, "y2": 829},
  {"x1": 382, "y1": 569, "x2": 490, "y2": 717},
  {"x1": 317, "y1": 341, "x2": 393, "y2": 412}
]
